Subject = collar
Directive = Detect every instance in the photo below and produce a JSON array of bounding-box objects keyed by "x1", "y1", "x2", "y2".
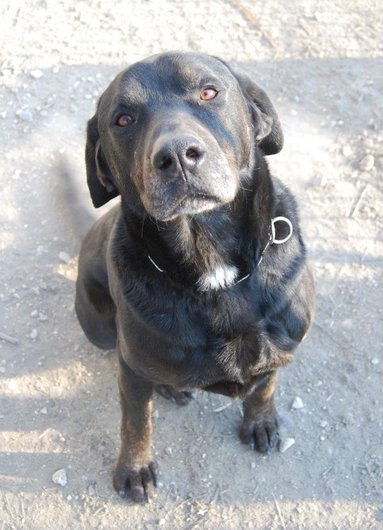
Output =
[{"x1": 147, "y1": 216, "x2": 293, "y2": 291}]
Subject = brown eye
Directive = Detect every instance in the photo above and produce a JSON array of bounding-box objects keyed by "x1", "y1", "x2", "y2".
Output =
[
  {"x1": 116, "y1": 113, "x2": 135, "y2": 127},
  {"x1": 200, "y1": 87, "x2": 219, "y2": 101}
]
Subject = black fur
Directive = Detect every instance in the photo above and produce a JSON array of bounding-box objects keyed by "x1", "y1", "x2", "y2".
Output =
[{"x1": 75, "y1": 52, "x2": 315, "y2": 503}]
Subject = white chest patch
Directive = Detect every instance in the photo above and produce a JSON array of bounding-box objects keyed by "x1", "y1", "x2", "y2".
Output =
[{"x1": 197, "y1": 264, "x2": 239, "y2": 292}]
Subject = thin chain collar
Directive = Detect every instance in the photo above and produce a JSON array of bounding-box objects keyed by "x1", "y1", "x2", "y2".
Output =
[{"x1": 147, "y1": 216, "x2": 293, "y2": 289}]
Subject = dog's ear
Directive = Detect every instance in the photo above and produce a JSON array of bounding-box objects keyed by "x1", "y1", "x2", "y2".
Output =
[
  {"x1": 232, "y1": 68, "x2": 283, "y2": 155},
  {"x1": 85, "y1": 114, "x2": 119, "y2": 207}
]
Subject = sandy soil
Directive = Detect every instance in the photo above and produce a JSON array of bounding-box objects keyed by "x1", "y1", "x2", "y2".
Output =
[{"x1": 1, "y1": 1, "x2": 382, "y2": 528}]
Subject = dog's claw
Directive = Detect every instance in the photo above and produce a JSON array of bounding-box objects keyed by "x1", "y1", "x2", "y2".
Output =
[
  {"x1": 156, "y1": 384, "x2": 195, "y2": 406},
  {"x1": 113, "y1": 461, "x2": 158, "y2": 503},
  {"x1": 240, "y1": 415, "x2": 280, "y2": 453}
]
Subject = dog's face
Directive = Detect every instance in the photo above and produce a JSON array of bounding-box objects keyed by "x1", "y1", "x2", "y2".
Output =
[{"x1": 86, "y1": 52, "x2": 283, "y2": 221}]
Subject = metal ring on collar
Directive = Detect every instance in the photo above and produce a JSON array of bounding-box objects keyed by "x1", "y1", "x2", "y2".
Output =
[{"x1": 271, "y1": 216, "x2": 293, "y2": 245}]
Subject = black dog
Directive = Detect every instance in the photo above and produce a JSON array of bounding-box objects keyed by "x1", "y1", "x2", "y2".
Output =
[{"x1": 75, "y1": 52, "x2": 315, "y2": 503}]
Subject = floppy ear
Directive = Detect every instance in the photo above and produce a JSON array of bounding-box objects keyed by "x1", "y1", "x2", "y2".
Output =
[
  {"x1": 85, "y1": 114, "x2": 119, "y2": 207},
  {"x1": 231, "y1": 68, "x2": 284, "y2": 155}
]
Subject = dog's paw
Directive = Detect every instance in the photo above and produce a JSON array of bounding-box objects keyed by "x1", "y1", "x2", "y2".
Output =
[
  {"x1": 113, "y1": 461, "x2": 158, "y2": 503},
  {"x1": 156, "y1": 384, "x2": 196, "y2": 406},
  {"x1": 239, "y1": 415, "x2": 280, "y2": 454}
]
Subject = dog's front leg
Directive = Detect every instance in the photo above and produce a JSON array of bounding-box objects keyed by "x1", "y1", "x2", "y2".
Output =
[
  {"x1": 239, "y1": 371, "x2": 280, "y2": 453},
  {"x1": 113, "y1": 354, "x2": 157, "y2": 503}
]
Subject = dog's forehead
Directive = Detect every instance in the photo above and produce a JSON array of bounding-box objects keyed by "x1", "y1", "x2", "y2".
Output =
[{"x1": 118, "y1": 53, "x2": 233, "y2": 97}]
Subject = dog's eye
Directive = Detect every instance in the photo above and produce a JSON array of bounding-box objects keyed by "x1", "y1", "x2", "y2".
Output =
[
  {"x1": 200, "y1": 87, "x2": 219, "y2": 101},
  {"x1": 116, "y1": 113, "x2": 135, "y2": 127}
]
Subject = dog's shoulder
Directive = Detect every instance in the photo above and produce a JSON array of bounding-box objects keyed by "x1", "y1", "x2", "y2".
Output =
[{"x1": 257, "y1": 177, "x2": 314, "y2": 346}]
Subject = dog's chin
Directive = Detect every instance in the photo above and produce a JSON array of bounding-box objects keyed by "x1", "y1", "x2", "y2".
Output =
[{"x1": 147, "y1": 194, "x2": 228, "y2": 222}]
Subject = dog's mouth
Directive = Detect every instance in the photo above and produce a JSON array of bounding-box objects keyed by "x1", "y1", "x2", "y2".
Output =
[
  {"x1": 164, "y1": 192, "x2": 221, "y2": 220},
  {"x1": 141, "y1": 160, "x2": 239, "y2": 221}
]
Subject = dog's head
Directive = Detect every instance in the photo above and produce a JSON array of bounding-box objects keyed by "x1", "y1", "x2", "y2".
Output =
[{"x1": 86, "y1": 52, "x2": 283, "y2": 221}]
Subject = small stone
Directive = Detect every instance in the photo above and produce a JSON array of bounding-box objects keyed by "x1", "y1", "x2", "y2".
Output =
[
  {"x1": 87, "y1": 482, "x2": 96, "y2": 495},
  {"x1": 279, "y1": 437, "x2": 295, "y2": 453},
  {"x1": 342, "y1": 145, "x2": 352, "y2": 157},
  {"x1": 39, "y1": 407, "x2": 47, "y2": 415},
  {"x1": 291, "y1": 396, "x2": 304, "y2": 410},
  {"x1": 311, "y1": 174, "x2": 327, "y2": 187},
  {"x1": 363, "y1": 138, "x2": 374, "y2": 149},
  {"x1": 359, "y1": 154, "x2": 374, "y2": 172},
  {"x1": 153, "y1": 409, "x2": 159, "y2": 419},
  {"x1": 59, "y1": 251, "x2": 71, "y2": 263},
  {"x1": 340, "y1": 318, "x2": 353, "y2": 330},
  {"x1": 18, "y1": 110, "x2": 33, "y2": 122},
  {"x1": 38, "y1": 313, "x2": 48, "y2": 322},
  {"x1": 0, "y1": 367, "x2": 6, "y2": 374},
  {"x1": 30, "y1": 69, "x2": 43, "y2": 79},
  {"x1": 371, "y1": 358, "x2": 379, "y2": 365},
  {"x1": 31, "y1": 310, "x2": 39, "y2": 318},
  {"x1": 52, "y1": 468, "x2": 67, "y2": 486},
  {"x1": 251, "y1": 462, "x2": 256, "y2": 469},
  {"x1": 29, "y1": 328, "x2": 38, "y2": 340}
]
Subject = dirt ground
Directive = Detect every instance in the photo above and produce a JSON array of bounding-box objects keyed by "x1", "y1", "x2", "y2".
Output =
[{"x1": 1, "y1": 1, "x2": 382, "y2": 529}]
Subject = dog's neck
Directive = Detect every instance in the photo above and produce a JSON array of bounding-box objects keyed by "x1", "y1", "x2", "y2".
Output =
[
  {"x1": 155, "y1": 206, "x2": 241, "y2": 290},
  {"x1": 122, "y1": 166, "x2": 275, "y2": 290}
]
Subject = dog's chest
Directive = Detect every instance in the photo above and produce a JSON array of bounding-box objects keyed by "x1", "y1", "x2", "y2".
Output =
[
  {"x1": 127, "y1": 270, "x2": 259, "y2": 346},
  {"x1": 116, "y1": 261, "x2": 287, "y2": 389},
  {"x1": 196, "y1": 264, "x2": 239, "y2": 291}
]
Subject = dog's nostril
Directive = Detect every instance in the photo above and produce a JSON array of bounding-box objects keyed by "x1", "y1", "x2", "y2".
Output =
[
  {"x1": 154, "y1": 141, "x2": 204, "y2": 174},
  {"x1": 158, "y1": 155, "x2": 173, "y2": 170},
  {"x1": 185, "y1": 147, "x2": 201, "y2": 160}
]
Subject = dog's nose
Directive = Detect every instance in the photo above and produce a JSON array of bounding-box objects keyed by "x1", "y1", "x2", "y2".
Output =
[{"x1": 152, "y1": 137, "x2": 206, "y2": 177}]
